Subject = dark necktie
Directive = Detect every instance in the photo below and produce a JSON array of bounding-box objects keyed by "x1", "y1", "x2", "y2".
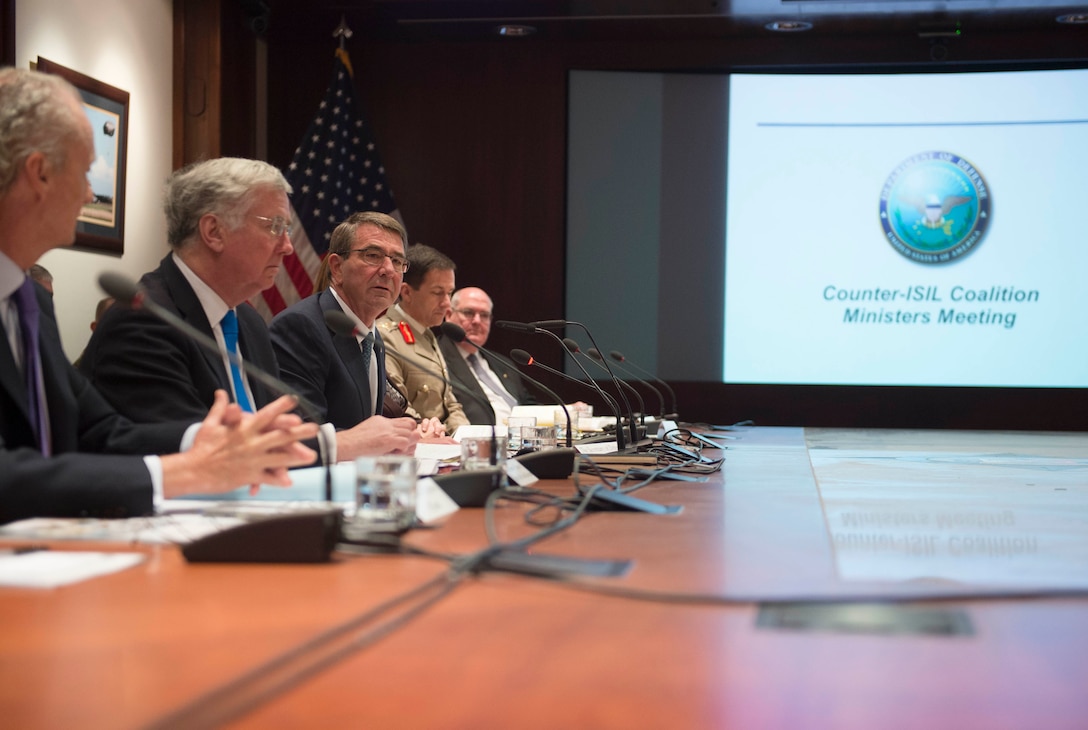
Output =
[
  {"x1": 360, "y1": 331, "x2": 374, "y2": 378},
  {"x1": 220, "y1": 309, "x2": 253, "y2": 412},
  {"x1": 12, "y1": 278, "x2": 50, "y2": 455},
  {"x1": 360, "y1": 331, "x2": 375, "y2": 413},
  {"x1": 468, "y1": 353, "x2": 517, "y2": 408}
]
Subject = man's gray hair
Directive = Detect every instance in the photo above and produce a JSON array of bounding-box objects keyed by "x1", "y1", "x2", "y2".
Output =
[
  {"x1": 163, "y1": 157, "x2": 292, "y2": 248},
  {"x1": 0, "y1": 67, "x2": 86, "y2": 196}
]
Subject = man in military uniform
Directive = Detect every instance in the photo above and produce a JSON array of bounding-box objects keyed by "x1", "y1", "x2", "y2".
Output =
[{"x1": 377, "y1": 244, "x2": 469, "y2": 434}]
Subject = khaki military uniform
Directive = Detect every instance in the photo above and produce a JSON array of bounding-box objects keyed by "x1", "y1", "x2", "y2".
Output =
[{"x1": 377, "y1": 303, "x2": 470, "y2": 433}]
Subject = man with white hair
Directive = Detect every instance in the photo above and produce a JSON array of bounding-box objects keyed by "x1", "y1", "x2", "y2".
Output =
[
  {"x1": 0, "y1": 67, "x2": 317, "y2": 523},
  {"x1": 80, "y1": 158, "x2": 417, "y2": 461}
]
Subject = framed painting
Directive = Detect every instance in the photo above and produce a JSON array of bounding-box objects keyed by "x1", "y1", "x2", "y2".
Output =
[{"x1": 35, "y1": 57, "x2": 129, "y2": 256}]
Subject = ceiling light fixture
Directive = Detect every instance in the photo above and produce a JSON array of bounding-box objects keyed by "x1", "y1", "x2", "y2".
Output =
[
  {"x1": 496, "y1": 24, "x2": 537, "y2": 37},
  {"x1": 1056, "y1": 13, "x2": 1088, "y2": 24},
  {"x1": 765, "y1": 20, "x2": 813, "y2": 32}
]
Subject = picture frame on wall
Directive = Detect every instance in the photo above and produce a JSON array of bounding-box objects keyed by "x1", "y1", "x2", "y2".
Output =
[{"x1": 34, "y1": 56, "x2": 129, "y2": 256}]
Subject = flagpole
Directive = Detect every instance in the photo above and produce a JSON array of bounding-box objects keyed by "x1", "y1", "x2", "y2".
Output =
[{"x1": 255, "y1": 14, "x2": 403, "y2": 321}]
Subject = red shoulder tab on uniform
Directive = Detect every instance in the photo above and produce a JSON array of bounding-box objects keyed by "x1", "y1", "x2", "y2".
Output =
[{"x1": 397, "y1": 321, "x2": 415, "y2": 344}]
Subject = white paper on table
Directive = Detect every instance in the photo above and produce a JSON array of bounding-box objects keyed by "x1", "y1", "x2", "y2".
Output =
[{"x1": 0, "y1": 550, "x2": 145, "y2": 589}]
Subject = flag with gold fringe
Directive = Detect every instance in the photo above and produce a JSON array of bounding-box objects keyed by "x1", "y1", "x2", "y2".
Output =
[{"x1": 254, "y1": 48, "x2": 401, "y2": 319}]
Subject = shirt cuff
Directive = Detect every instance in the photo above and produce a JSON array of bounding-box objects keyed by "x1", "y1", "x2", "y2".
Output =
[
  {"x1": 144, "y1": 455, "x2": 165, "y2": 509},
  {"x1": 320, "y1": 422, "x2": 337, "y2": 464},
  {"x1": 180, "y1": 422, "x2": 201, "y2": 451},
  {"x1": 152, "y1": 422, "x2": 201, "y2": 510}
]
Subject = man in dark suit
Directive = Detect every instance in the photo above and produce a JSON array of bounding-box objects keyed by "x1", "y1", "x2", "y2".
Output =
[
  {"x1": 439, "y1": 287, "x2": 537, "y2": 425},
  {"x1": 0, "y1": 67, "x2": 317, "y2": 523},
  {"x1": 269, "y1": 212, "x2": 427, "y2": 455},
  {"x1": 79, "y1": 158, "x2": 293, "y2": 423},
  {"x1": 79, "y1": 161, "x2": 418, "y2": 462}
]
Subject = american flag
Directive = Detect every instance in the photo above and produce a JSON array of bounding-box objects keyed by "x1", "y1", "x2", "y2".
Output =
[{"x1": 253, "y1": 48, "x2": 401, "y2": 320}]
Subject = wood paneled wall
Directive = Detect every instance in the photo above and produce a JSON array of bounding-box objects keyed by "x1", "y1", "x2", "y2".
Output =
[{"x1": 177, "y1": 5, "x2": 1088, "y2": 429}]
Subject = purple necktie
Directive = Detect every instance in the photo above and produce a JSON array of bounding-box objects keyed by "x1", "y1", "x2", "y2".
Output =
[{"x1": 12, "y1": 277, "x2": 50, "y2": 455}]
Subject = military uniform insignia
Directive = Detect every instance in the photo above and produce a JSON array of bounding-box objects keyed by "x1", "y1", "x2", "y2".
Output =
[{"x1": 397, "y1": 321, "x2": 415, "y2": 344}]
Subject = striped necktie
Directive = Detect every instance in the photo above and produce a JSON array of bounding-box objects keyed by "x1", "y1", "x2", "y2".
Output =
[{"x1": 468, "y1": 353, "x2": 517, "y2": 408}]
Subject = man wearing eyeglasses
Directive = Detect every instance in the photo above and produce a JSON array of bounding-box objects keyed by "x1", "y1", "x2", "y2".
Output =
[
  {"x1": 2, "y1": 73, "x2": 317, "y2": 523},
  {"x1": 80, "y1": 158, "x2": 293, "y2": 423},
  {"x1": 439, "y1": 287, "x2": 537, "y2": 425},
  {"x1": 81, "y1": 161, "x2": 421, "y2": 462},
  {"x1": 377, "y1": 244, "x2": 470, "y2": 434},
  {"x1": 269, "y1": 212, "x2": 438, "y2": 453}
]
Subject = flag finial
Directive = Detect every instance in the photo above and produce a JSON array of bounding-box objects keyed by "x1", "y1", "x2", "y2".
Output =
[{"x1": 332, "y1": 15, "x2": 353, "y2": 50}]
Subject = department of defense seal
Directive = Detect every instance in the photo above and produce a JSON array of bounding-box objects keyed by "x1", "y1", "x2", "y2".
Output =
[{"x1": 879, "y1": 151, "x2": 991, "y2": 264}]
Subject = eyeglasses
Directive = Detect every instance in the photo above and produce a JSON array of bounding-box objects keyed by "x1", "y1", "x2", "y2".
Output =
[
  {"x1": 252, "y1": 215, "x2": 291, "y2": 237},
  {"x1": 347, "y1": 247, "x2": 410, "y2": 273},
  {"x1": 452, "y1": 307, "x2": 492, "y2": 322}
]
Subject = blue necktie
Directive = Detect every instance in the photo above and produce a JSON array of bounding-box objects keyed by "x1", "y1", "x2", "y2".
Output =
[
  {"x1": 12, "y1": 278, "x2": 50, "y2": 455},
  {"x1": 220, "y1": 309, "x2": 253, "y2": 412}
]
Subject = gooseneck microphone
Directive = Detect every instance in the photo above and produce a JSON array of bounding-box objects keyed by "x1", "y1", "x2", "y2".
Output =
[
  {"x1": 493, "y1": 320, "x2": 539, "y2": 334},
  {"x1": 497, "y1": 319, "x2": 631, "y2": 448},
  {"x1": 98, "y1": 272, "x2": 337, "y2": 502},
  {"x1": 610, "y1": 350, "x2": 678, "y2": 419},
  {"x1": 510, "y1": 348, "x2": 628, "y2": 452},
  {"x1": 531, "y1": 320, "x2": 640, "y2": 446},
  {"x1": 563, "y1": 337, "x2": 644, "y2": 428},
  {"x1": 438, "y1": 322, "x2": 572, "y2": 448},
  {"x1": 588, "y1": 348, "x2": 666, "y2": 419}
]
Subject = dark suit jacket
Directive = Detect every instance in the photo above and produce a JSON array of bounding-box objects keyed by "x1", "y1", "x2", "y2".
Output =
[
  {"x1": 268, "y1": 290, "x2": 387, "y2": 430},
  {"x1": 1, "y1": 281, "x2": 187, "y2": 524},
  {"x1": 437, "y1": 333, "x2": 537, "y2": 425},
  {"x1": 79, "y1": 254, "x2": 280, "y2": 422}
]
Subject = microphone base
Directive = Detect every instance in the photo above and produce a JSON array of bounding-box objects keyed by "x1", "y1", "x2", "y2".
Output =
[
  {"x1": 582, "y1": 487, "x2": 682, "y2": 515},
  {"x1": 513, "y1": 447, "x2": 576, "y2": 479},
  {"x1": 432, "y1": 467, "x2": 506, "y2": 507},
  {"x1": 182, "y1": 509, "x2": 343, "y2": 563}
]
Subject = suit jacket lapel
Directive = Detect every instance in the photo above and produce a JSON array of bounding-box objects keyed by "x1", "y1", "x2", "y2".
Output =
[
  {"x1": 374, "y1": 330, "x2": 387, "y2": 417},
  {"x1": 0, "y1": 314, "x2": 31, "y2": 427},
  {"x1": 323, "y1": 291, "x2": 376, "y2": 419},
  {"x1": 161, "y1": 256, "x2": 231, "y2": 392}
]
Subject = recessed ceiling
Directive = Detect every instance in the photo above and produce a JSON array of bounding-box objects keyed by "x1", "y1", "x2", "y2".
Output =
[{"x1": 271, "y1": 0, "x2": 1088, "y2": 44}]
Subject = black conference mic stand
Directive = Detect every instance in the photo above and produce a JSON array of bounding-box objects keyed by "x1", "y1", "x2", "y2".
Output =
[
  {"x1": 510, "y1": 348, "x2": 632, "y2": 453},
  {"x1": 610, "y1": 350, "x2": 679, "y2": 421},
  {"x1": 588, "y1": 348, "x2": 666, "y2": 420},
  {"x1": 531, "y1": 320, "x2": 640, "y2": 446},
  {"x1": 564, "y1": 338, "x2": 646, "y2": 429},
  {"x1": 509, "y1": 348, "x2": 679, "y2": 515},
  {"x1": 98, "y1": 272, "x2": 338, "y2": 504},
  {"x1": 438, "y1": 322, "x2": 573, "y2": 449},
  {"x1": 497, "y1": 319, "x2": 637, "y2": 450}
]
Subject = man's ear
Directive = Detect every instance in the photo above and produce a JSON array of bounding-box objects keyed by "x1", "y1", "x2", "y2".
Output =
[
  {"x1": 198, "y1": 213, "x2": 227, "y2": 253},
  {"x1": 328, "y1": 253, "x2": 344, "y2": 286},
  {"x1": 24, "y1": 152, "x2": 50, "y2": 196},
  {"x1": 399, "y1": 281, "x2": 413, "y2": 303}
]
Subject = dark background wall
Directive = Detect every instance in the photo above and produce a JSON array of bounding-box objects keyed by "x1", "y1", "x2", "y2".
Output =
[{"x1": 200, "y1": 1, "x2": 1088, "y2": 428}]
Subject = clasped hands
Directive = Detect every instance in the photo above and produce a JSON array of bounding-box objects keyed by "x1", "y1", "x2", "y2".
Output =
[{"x1": 164, "y1": 390, "x2": 319, "y2": 498}]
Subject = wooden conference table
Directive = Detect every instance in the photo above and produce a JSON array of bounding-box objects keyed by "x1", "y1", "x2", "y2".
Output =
[{"x1": 1, "y1": 427, "x2": 1087, "y2": 729}]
